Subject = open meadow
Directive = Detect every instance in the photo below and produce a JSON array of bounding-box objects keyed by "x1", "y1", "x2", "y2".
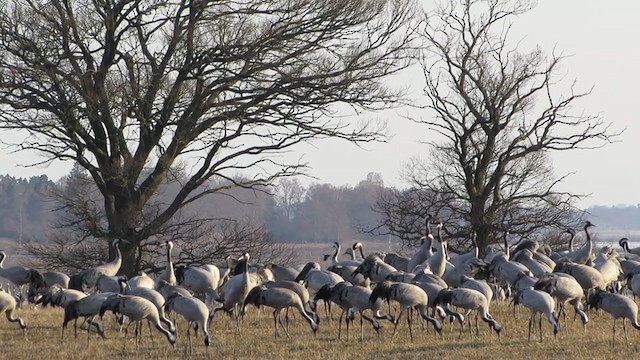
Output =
[{"x1": 0, "y1": 300, "x2": 638, "y2": 360}]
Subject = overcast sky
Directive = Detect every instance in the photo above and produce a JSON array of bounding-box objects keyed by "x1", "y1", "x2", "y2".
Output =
[{"x1": 0, "y1": 1, "x2": 637, "y2": 208}]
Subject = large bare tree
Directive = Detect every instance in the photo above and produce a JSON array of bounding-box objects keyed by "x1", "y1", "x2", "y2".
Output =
[
  {"x1": 376, "y1": 0, "x2": 617, "y2": 253},
  {"x1": 0, "y1": 0, "x2": 420, "y2": 274}
]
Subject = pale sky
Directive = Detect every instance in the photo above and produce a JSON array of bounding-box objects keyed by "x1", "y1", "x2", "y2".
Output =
[{"x1": 0, "y1": 1, "x2": 638, "y2": 208}]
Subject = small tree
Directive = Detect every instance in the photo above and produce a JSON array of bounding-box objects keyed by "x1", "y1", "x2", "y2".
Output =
[{"x1": 376, "y1": 0, "x2": 617, "y2": 253}]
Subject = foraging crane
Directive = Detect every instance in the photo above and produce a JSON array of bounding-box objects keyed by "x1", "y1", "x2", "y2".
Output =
[
  {"x1": 314, "y1": 282, "x2": 392, "y2": 340},
  {"x1": 163, "y1": 293, "x2": 211, "y2": 353},
  {"x1": 352, "y1": 254, "x2": 399, "y2": 284},
  {"x1": 27, "y1": 271, "x2": 70, "y2": 303},
  {"x1": 587, "y1": 290, "x2": 640, "y2": 348},
  {"x1": 213, "y1": 253, "x2": 273, "y2": 329},
  {"x1": 0, "y1": 290, "x2": 27, "y2": 331},
  {"x1": 118, "y1": 278, "x2": 175, "y2": 333},
  {"x1": 156, "y1": 280, "x2": 192, "y2": 301},
  {"x1": 512, "y1": 288, "x2": 558, "y2": 342},
  {"x1": 62, "y1": 292, "x2": 116, "y2": 340},
  {"x1": 98, "y1": 294, "x2": 176, "y2": 349},
  {"x1": 534, "y1": 272, "x2": 588, "y2": 327},
  {"x1": 369, "y1": 280, "x2": 443, "y2": 341},
  {"x1": 434, "y1": 288, "x2": 502, "y2": 337},
  {"x1": 35, "y1": 286, "x2": 86, "y2": 308},
  {"x1": 0, "y1": 251, "x2": 45, "y2": 302},
  {"x1": 244, "y1": 286, "x2": 318, "y2": 338},
  {"x1": 442, "y1": 258, "x2": 488, "y2": 287}
]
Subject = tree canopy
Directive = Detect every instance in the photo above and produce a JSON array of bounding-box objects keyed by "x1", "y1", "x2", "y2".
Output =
[{"x1": 0, "y1": 0, "x2": 420, "y2": 274}]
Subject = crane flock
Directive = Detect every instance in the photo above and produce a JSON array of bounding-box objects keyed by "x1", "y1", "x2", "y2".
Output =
[{"x1": 2, "y1": 218, "x2": 640, "y2": 353}]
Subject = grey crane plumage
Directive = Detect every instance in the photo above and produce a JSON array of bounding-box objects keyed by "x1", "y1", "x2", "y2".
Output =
[
  {"x1": 96, "y1": 274, "x2": 128, "y2": 293},
  {"x1": 265, "y1": 263, "x2": 299, "y2": 282},
  {"x1": 118, "y1": 278, "x2": 175, "y2": 333},
  {"x1": 163, "y1": 293, "x2": 211, "y2": 353},
  {"x1": 0, "y1": 251, "x2": 45, "y2": 302},
  {"x1": 244, "y1": 286, "x2": 318, "y2": 338},
  {"x1": 352, "y1": 254, "x2": 398, "y2": 284},
  {"x1": 156, "y1": 280, "x2": 192, "y2": 301},
  {"x1": 534, "y1": 272, "x2": 588, "y2": 327},
  {"x1": 62, "y1": 292, "x2": 117, "y2": 341},
  {"x1": 383, "y1": 253, "x2": 410, "y2": 273},
  {"x1": 27, "y1": 271, "x2": 70, "y2": 303},
  {"x1": 553, "y1": 260, "x2": 606, "y2": 293},
  {"x1": 35, "y1": 286, "x2": 86, "y2": 308},
  {"x1": 327, "y1": 264, "x2": 370, "y2": 288},
  {"x1": 512, "y1": 249, "x2": 553, "y2": 277},
  {"x1": 175, "y1": 265, "x2": 220, "y2": 307},
  {"x1": 0, "y1": 290, "x2": 26, "y2": 331},
  {"x1": 434, "y1": 288, "x2": 502, "y2": 337},
  {"x1": 99, "y1": 294, "x2": 176, "y2": 349},
  {"x1": 314, "y1": 282, "x2": 392, "y2": 340},
  {"x1": 128, "y1": 271, "x2": 155, "y2": 289},
  {"x1": 369, "y1": 280, "x2": 443, "y2": 341},
  {"x1": 513, "y1": 288, "x2": 558, "y2": 342},
  {"x1": 442, "y1": 258, "x2": 488, "y2": 287},
  {"x1": 587, "y1": 290, "x2": 640, "y2": 347},
  {"x1": 72, "y1": 239, "x2": 123, "y2": 290}
]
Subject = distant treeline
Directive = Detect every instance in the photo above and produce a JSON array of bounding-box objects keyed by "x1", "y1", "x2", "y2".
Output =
[
  {"x1": 0, "y1": 172, "x2": 388, "y2": 244},
  {"x1": 1, "y1": 172, "x2": 637, "y2": 244},
  {"x1": 585, "y1": 205, "x2": 640, "y2": 231}
]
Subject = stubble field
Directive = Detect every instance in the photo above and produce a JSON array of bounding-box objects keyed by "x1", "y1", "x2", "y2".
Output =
[{"x1": 0, "y1": 299, "x2": 638, "y2": 360}]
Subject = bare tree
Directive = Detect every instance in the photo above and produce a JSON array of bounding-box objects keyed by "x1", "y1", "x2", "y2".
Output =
[
  {"x1": 0, "y1": 0, "x2": 420, "y2": 274},
  {"x1": 376, "y1": 0, "x2": 617, "y2": 253}
]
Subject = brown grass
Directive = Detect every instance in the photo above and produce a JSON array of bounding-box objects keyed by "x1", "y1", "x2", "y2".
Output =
[{"x1": 2, "y1": 300, "x2": 640, "y2": 360}]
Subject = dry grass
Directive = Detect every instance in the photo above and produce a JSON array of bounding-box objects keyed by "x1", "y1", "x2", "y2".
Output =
[{"x1": 2, "y1": 300, "x2": 640, "y2": 360}]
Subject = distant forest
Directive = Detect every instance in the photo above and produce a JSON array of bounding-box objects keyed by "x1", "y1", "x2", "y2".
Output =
[{"x1": 0, "y1": 172, "x2": 637, "y2": 244}]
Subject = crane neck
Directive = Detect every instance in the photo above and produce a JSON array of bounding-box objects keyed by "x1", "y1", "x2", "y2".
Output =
[{"x1": 0, "y1": 252, "x2": 4, "y2": 268}]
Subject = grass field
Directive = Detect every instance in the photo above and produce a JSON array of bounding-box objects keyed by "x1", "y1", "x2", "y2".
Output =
[{"x1": 1, "y1": 299, "x2": 639, "y2": 360}]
